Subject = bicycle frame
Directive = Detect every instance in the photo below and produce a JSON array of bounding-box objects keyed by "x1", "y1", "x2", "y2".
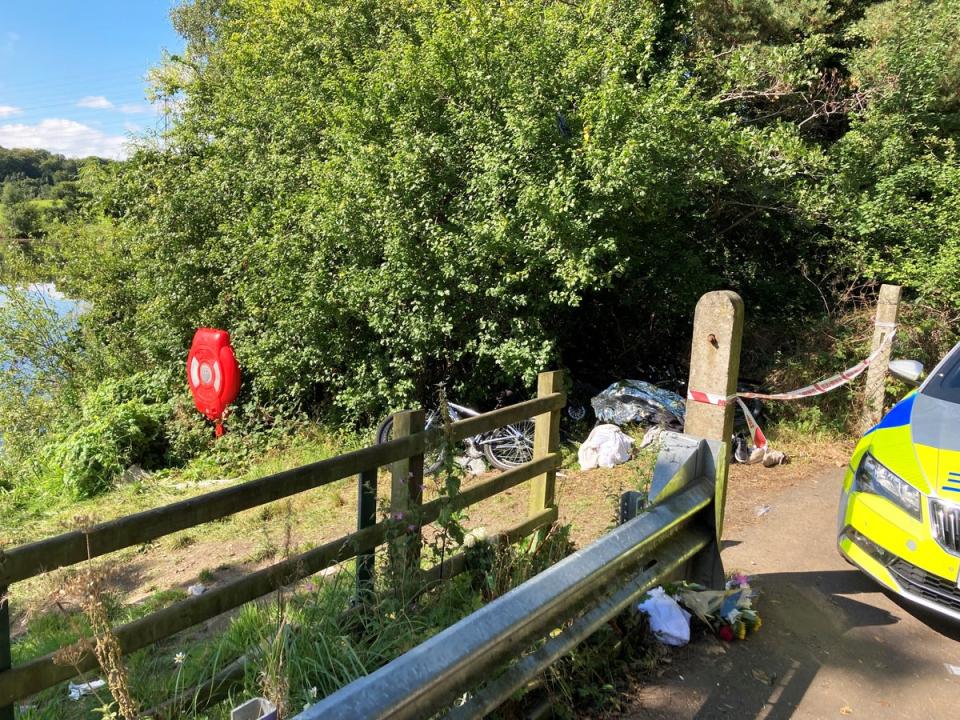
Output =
[{"x1": 444, "y1": 402, "x2": 530, "y2": 447}]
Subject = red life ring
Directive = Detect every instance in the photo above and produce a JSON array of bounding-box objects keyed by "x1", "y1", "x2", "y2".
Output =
[{"x1": 187, "y1": 328, "x2": 241, "y2": 436}]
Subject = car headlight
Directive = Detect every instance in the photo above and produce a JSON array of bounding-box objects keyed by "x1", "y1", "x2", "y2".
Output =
[{"x1": 855, "y1": 452, "x2": 922, "y2": 520}]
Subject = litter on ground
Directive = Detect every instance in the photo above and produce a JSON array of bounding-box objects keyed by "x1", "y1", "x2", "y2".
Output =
[
  {"x1": 68, "y1": 679, "x2": 106, "y2": 700},
  {"x1": 578, "y1": 424, "x2": 635, "y2": 470},
  {"x1": 733, "y1": 432, "x2": 787, "y2": 467},
  {"x1": 591, "y1": 380, "x2": 685, "y2": 429},
  {"x1": 637, "y1": 586, "x2": 691, "y2": 646}
]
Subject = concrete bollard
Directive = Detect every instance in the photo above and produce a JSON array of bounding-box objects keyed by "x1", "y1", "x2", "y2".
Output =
[
  {"x1": 683, "y1": 290, "x2": 744, "y2": 538},
  {"x1": 861, "y1": 284, "x2": 901, "y2": 434}
]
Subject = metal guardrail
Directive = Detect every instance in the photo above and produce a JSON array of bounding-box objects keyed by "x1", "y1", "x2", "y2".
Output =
[{"x1": 296, "y1": 432, "x2": 725, "y2": 720}]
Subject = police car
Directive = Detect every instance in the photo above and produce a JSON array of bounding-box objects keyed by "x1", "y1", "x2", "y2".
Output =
[{"x1": 838, "y1": 342, "x2": 960, "y2": 619}]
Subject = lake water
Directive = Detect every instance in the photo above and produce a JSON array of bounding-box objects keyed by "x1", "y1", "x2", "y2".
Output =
[{"x1": 24, "y1": 282, "x2": 81, "y2": 317}]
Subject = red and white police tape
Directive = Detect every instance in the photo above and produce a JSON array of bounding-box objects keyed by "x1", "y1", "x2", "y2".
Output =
[{"x1": 687, "y1": 327, "x2": 897, "y2": 450}]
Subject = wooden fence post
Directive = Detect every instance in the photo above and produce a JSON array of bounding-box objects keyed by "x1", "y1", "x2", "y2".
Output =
[
  {"x1": 683, "y1": 290, "x2": 744, "y2": 537},
  {"x1": 355, "y1": 468, "x2": 378, "y2": 600},
  {"x1": 528, "y1": 371, "x2": 565, "y2": 530},
  {"x1": 0, "y1": 588, "x2": 11, "y2": 720},
  {"x1": 390, "y1": 409, "x2": 425, "y2": 582},
  {"x1": 861, "y1": 284, "x2": 901, "y2": 434}
]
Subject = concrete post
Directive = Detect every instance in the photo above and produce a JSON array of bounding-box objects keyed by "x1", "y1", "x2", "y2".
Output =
[
  {"x1": 683, "y1": 290, "x2": 744, "y2": 537},
  {"x1": 861, "y1": 284, "x2": 901, "y2": 433}
]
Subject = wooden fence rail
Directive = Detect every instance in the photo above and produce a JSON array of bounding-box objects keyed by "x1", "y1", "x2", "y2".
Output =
[{"x1": 0, "y1": 372, "x2": 566, "y2": 714}]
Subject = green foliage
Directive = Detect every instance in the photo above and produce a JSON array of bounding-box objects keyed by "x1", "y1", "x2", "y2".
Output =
[
  {"x1": 52, "y1": 0, "x2": 834, "y2": 423},
  {"x1": 807, "y1": 0, "x2": 960, "y2": 336},
  {"x1": 0, "y1": 146, "x2": 87, "y2": 185},
  {"x1": 0, "y1": 278, "x2": 85, "y2": 490},
  {"x1": 55, "y1": 390, "x2": 168, "y2": 498},
  {"x1": 1, "y1": 179, "x2": 45, "y2": 238},
  {"x1": 4, "y1": 0, "x2": 960, "y2": 499},
  {"x1": 849, "y1": 0, "x2": 960, "y2": 125},
  {"x1": 0, "y1": 149, "x2": 103, "y2": 238}
]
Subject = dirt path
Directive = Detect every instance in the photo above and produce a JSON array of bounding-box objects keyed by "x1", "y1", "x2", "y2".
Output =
[{"x1": 618, "y1": 469, "x2": 960, "y2": 720}]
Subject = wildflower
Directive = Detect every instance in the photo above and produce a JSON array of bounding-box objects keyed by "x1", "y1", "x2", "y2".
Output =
[
  {"x1": 390, "y1": 511, "x2": 405, "y2": 521},
  {"x1": 463, "y1": 526, "x2": 487, "y2": 548},
  {"x1": 173, "y1": 651, "x2": 186, "y2": 666},
  {"x1": 309, "y1": 686, "x2": 318, "y2": 699}
]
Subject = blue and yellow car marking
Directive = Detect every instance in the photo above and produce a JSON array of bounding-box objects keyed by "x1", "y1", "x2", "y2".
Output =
[{"x1": 838, "y1": 341, "x2": 960, "y2": 621}]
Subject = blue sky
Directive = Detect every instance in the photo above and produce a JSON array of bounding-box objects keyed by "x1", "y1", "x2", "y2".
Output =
[{"x1": 0, "y1": 1, "x2": 184, "y2": 159}]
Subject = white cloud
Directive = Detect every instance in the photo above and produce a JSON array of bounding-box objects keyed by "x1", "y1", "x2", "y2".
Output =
[
  {"x1": 77, "y1": 95, "x2": 114, "y2": 110},
  {"x1": 119, "y1": 103, "x2": 152, "y2": 115},
  {"x1": 0, "y1": 105, "x2": 21, "y2": 117},
  {"x1": 0, "y1": 118, "x2": 128, "y2": 159}
]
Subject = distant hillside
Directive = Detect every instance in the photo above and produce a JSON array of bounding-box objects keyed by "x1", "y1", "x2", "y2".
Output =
[
  {"x1": 0, "y1": 147, "x2": 114, "y2": 239},
  {"x1": 0, "y1": 146, "x2": 112, "y2": 186}
]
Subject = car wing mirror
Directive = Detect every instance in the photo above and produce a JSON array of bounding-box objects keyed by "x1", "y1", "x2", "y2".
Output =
[{"x1": 888, "y1": 359, "x2": 925, "y2": 386}]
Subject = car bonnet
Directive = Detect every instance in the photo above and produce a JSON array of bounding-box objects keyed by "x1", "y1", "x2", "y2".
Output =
[{"x1": 911, "y1": 392, "x2": 960, "y2": 498}]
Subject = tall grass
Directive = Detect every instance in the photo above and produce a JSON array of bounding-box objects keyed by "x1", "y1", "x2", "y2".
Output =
[{"x1": 12, "y1": 517, "x2": 575, "y2": 719}]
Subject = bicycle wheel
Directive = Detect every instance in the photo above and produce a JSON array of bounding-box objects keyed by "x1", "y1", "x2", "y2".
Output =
[
  {"x1": 375, "y1": 411, "x2": 446, "y2": 475},
  {"x1": 482, "y1": 419, "x2": 535, "y2": 470}
]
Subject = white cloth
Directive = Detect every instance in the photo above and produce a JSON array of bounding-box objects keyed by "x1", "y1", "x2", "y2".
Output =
[
  {"x1": 637, "y1": 586, "x2": 691, "y2": 646},
  {"x1": 578, "y1": 424, "x2": 634, "y2": 470}
]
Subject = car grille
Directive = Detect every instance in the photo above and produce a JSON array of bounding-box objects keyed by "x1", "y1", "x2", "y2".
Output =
[
  {"x1": 888, "y1": 557, "x2": 960, "y2": 612},
  {"x1": 930, "y1": 499, "x2": 960, "y2": 554}
]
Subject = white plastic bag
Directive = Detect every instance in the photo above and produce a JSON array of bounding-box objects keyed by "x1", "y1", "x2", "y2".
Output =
[
  {"x1": 637, "y1": 586, "x2": 691, "y2": 646},
  {"x1": 578, "y1": 424, "x2": 634, "y2": 470},
  {"x1": 68, "y1": 679, "x2": 106, "y2": 700}
]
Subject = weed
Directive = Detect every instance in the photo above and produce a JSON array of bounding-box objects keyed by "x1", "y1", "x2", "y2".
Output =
[
  {"x1": 249, "y1": 541, "x2": 278, "y2": 565},
  {"x1": 53, "y1": 532, "x2": 140, "y2": 719},
  {"x1": 135, "y1": 589, "x2": 188, "y2": 617},
  {"x1": 171, "y1": 534, "x2": 196, "y2": 550}
]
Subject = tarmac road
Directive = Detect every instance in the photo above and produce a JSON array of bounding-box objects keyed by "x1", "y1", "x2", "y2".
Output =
[{"x1": 619, "y1": 469, "x2": 960, "y2": 720}]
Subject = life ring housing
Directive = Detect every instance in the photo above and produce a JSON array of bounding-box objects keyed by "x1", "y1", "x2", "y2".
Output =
[{"x1": 187, "y1": 328, "x2": 241, "y2": 436}]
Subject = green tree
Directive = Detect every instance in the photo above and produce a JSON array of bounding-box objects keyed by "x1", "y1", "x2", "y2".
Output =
[
  {"x1": 2, "y1": 179, "x2": 44, "y2": 238},
  {"x1": 50, "y1": 0, "x2": 831, "y2": 423}
]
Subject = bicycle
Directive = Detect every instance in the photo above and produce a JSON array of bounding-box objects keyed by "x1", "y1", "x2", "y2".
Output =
[{"x1": 375, "y1": 401, "x2": 535, "y2": 474}]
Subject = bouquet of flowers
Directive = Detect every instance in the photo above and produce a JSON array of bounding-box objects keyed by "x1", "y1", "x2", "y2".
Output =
[{"x1": 668, "y1": 572, "x2": 761, "y2": 642}]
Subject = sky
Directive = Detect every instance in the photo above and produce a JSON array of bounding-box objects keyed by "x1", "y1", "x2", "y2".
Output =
[{"x1": 0, "y1": 1, "x2": 184, "y2": 159}]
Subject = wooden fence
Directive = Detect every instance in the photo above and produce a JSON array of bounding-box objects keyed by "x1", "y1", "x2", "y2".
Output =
[{"x1": 0, "y1": 370, "x2": 566, "y2": 718}]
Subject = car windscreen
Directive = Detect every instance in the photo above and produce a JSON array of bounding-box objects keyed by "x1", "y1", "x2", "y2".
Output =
[{"x1": 923, "y1": 346, "x2": 960, "y2": 404}]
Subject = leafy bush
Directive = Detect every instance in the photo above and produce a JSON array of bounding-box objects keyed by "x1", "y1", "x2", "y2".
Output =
[
  {"x1": 20, "y1": 0, "x2": 960, "y2": 452},
  {"x1": 56, "y1": 394, "x2": 167, "y2": 498},
  {"x1": 50, "y1": 0, "x2": 831, "y2": 423}
]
